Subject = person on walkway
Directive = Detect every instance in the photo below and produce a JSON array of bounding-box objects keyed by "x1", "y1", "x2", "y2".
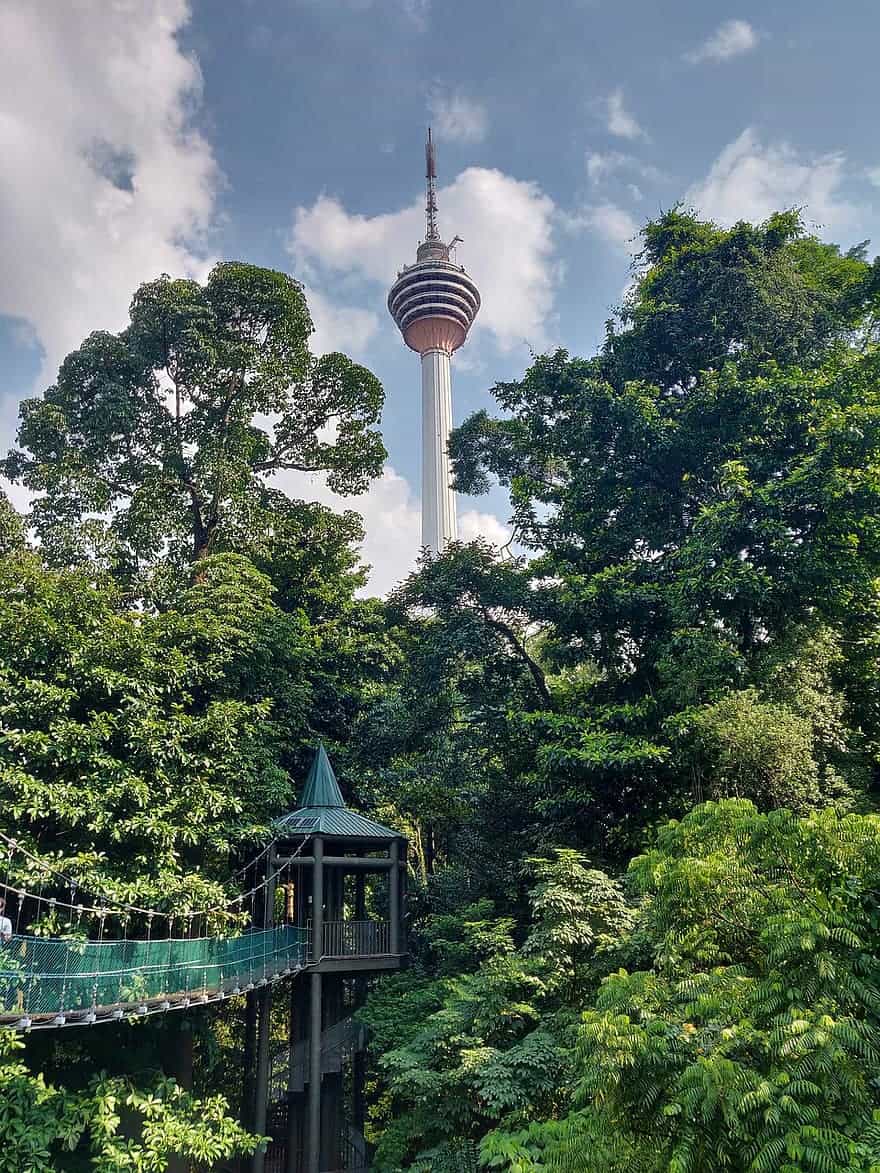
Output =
[{"x1": 0, "y1": 898, "x2": 11, "y2": 942}]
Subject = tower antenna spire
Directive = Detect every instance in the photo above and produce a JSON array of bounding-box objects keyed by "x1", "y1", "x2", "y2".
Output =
[{"x1": 425, "y1": 127, "x2": 440, "y2": 241}]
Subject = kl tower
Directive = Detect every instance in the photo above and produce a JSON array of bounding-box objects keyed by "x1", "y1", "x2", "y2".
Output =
[{"x1": 388, "y1": 129, "x2": 481, "y2": 555}]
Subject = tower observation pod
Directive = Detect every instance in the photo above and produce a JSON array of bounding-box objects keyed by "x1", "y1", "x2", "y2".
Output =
[{"x1": 388, "y1": 128, "x2": 481, "y2": 555}]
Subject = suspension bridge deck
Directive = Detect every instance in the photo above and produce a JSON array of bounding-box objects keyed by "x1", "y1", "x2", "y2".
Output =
[{"x1": 0, "y1": 925, "x2": 310, "y2": 1030}]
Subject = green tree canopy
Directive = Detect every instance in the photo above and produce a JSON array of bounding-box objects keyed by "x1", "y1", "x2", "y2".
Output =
[
  {"x1": 3, "y1": 263, "x2": 385, "y2": 572},
  {"x1": 484, "y1": 801, "x2": 880, "y2": 1173},
  {"x1": 427, "y1": 211, "x2": 880, "y2": 854},
  {"x1": 0, "y1": 548, "x2": 307, "y2": 912},
  {"x1": 606, "y1": 207, "x2": 873, "y2": 391},
  {"x1": 0, "y1": 490, "x2": 25, "y2": 555},
  {"x1": 359, "y1": 850, "x2": 633, "y2": 1171},
  {"x1": 4, "y1": 211, "x2": 880, "y2": 1172},
  {"x1": 0, "y1": 1032, "x2": 258, "y2": 1173},
  {"x1": 368, "y1": 802, "x2": 880, "y2": 1172}
]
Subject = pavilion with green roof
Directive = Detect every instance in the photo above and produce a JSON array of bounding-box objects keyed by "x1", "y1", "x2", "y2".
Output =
[{"x1": 247, "y1": 744, "x2": 407, "y2": 1173}]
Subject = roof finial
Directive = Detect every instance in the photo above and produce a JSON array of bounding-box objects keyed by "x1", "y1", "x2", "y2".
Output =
[
  {"x1": 300, "y1": 743, "x2": 345, "y2": 808},
  {"x1": 425, "y1": 127, "x2": 440, "y2": 241}
]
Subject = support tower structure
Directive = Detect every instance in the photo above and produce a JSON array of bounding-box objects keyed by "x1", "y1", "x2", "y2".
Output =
[{"x1": 388, "y1": 129, "x2": 481, "y2": 555}]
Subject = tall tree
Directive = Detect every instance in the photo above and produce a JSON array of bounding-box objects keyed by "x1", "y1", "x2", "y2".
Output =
[
  {"x1": 436, "y1": 211, "x2": 880, "y2": 853},
  {"x1": 3, "y1": 263, "x2": 385, "y2": 572},
  {"x1": 605, "y1": 207, "x2": 873, "y2": 392},
  {"x1": 349, "y1": 542, "x2": 553, "y2": 891}
]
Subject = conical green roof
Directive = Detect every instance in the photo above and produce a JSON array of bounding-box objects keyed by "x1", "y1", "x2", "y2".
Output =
[
  {"x1": 274, "y1": 745, "x2": 403, "y2": 842},
  {"x1": 300, "y1": 743, "x2": 345, "y2": 807}
]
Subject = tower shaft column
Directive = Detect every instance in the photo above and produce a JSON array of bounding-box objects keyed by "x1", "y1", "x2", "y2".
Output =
[{"x1": 420, "y1": 346, "x2": 456, "y2": 555}]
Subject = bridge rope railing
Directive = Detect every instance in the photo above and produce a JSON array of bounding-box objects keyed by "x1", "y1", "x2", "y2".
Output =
[
  {"x1": 0, "y1": 925, "x2": 311, "y2": 1029},
  {"x1": 0, "y1": 831, "x2": 312, "y2": 1030},
  {"x1": 0, "y1": 830, "x2": 298, "y2": 930}
]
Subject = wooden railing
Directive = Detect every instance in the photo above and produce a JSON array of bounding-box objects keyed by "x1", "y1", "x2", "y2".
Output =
[{"x1": 321, "y1": 920, "x2": 390, "y2": 958}]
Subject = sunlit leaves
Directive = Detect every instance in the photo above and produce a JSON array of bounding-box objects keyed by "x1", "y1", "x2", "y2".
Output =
[
  {"x1": 0, "y1": 1033, "x2": 258, "y2": 1172},
  {"x1": 3, "y1": 262, "x2": 385, "y2": 573}
]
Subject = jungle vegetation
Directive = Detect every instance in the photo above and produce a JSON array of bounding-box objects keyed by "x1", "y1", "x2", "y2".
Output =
[{"x1": 2, "y1": 208, "x2": 880, "y2": 1170}]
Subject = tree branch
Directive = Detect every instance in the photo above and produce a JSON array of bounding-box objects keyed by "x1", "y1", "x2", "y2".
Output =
[
  {"x1": 252, "y1": 458, "x2": 328, "y2": 474},
  {"x1": 477, "y1": 603, "x2": 553, "y2": 707}
]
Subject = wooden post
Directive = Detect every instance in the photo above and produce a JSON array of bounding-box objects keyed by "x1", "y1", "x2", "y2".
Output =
[
  {"x1": 321, "y1": 977, "x2": 343, "y2": 1170},
  {"x1": 306, "y1": 836, "x2": 324, "y2": 1173},
  {"x1": 286, "y1": 977, "x2": 307, "y2": 1173},
  {"x1": 251, "y1": 985, "x2": 272, "y2": 1173},
  {"x1": 166, "y1": 1018, "x2": 194, "y2": 1173},
  {"x1": 252, "y1": 844, "x2": 276, "y2": 1173},
  {"x1": 401, "y1": 840, "x2": 409, "y2": 953},
  {"x1": 354, "y1": 859, "x2": 366, "y2": 923},
  {"x1": 353, "y1": 982, "x2": 366, "y2": 1137},
  {"x1": 389, "y1": 839, "x2": 400, "y2": 955},
  {"x1": 311, "y1": 838, "x2": 323, "y2": 964},
  {"x1": 307, "y1": 971, "x2": 322, "y2": 1173},
  {"x1": 242, "y1": 990, "x2": 258, "y2": 1162}
]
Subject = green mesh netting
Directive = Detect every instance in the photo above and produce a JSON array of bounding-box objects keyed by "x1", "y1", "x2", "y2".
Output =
[{"x1": 0, "y1": 926, "x2": 308, "y2": 1019}]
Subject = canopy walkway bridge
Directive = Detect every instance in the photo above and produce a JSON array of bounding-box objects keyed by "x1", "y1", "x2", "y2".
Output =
[{"x1": 0, "y1": 925, "x2": 310, "y2": 1030}]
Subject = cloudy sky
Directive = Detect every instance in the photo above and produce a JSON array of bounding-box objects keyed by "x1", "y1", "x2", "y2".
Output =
[{"x1": 0, "y1": 0, "x2": 877, "y2": 594}]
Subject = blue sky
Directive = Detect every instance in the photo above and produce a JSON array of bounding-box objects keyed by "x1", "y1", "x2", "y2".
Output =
[{"x1": 0, "y1": 0, "x2": 877, "y2": 592}]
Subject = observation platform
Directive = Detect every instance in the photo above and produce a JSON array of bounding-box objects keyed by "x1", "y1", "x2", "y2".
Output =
[{"x1": 387, "y1": 244, "x2": 480, "y2": 355}]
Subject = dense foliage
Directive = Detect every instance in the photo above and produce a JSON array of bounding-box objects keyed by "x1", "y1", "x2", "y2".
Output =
[
  {"x1": 3, "y1": 262, "x2": 385, "y2": 574},
  {"x1": 364, "y1": 212, "x2": 880, "y2": 867},
  {"x1": 0, "y1": 1031, "x2": 258, "y2": 1173},
  {"x1": 3, "y1": 210, "x2": 880, "y2": 1170},
  {"x1": 369, "y1": 802, "x2": 880, "y2": 1172},
  {"x1": 350, "y1": 210, "x2": 880, "y2": 1170}
]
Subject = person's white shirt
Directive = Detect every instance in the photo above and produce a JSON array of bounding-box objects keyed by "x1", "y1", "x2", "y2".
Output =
[{"x1": 0, "y1": 915, "x2": 11, "y2": 942}]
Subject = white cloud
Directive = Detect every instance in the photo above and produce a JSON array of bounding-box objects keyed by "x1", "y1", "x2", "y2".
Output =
[
  {"x1": 0, "y1": 0, "x2": 218, "y2": 384},
  {"x1": 0, "y1": 475, "x2": 32, "y2": 514},
  {"x1": 686, "y1": 19, "x2": 759, "y2": 64},
  {"x1": 459, "y1": 508, "x2": 510, "y2": 547},
  {"x1": 273, "y1": 464, "x2": 509, "y2": 596},
  {"x1": 686, "y1": 129, "x2": 859, "y2": 231},
  {"x1": 586, "y1": 151, "x2": 665, "y2": 187},
  {"x1": 306, "y1": 288, "x2": 379, "y2": 356},
  {"x1": 562, "y1": 202, "x2": 640, "y2": 251},
  {"x1": 605, "y1": 89, "x2": 645, "y2": 140},
  {"x1": 290, "y1": 167, "x2": 559, "y2": 351},
  {"x1": 428, "y1": 89, "x2": 488, "y2": 144},
  {"x1": 587, "y1": 151, "x2": 625, "y2": 184},
  {"x1": 867, "y1": 167, "x2": 880, "y2": 188}
]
